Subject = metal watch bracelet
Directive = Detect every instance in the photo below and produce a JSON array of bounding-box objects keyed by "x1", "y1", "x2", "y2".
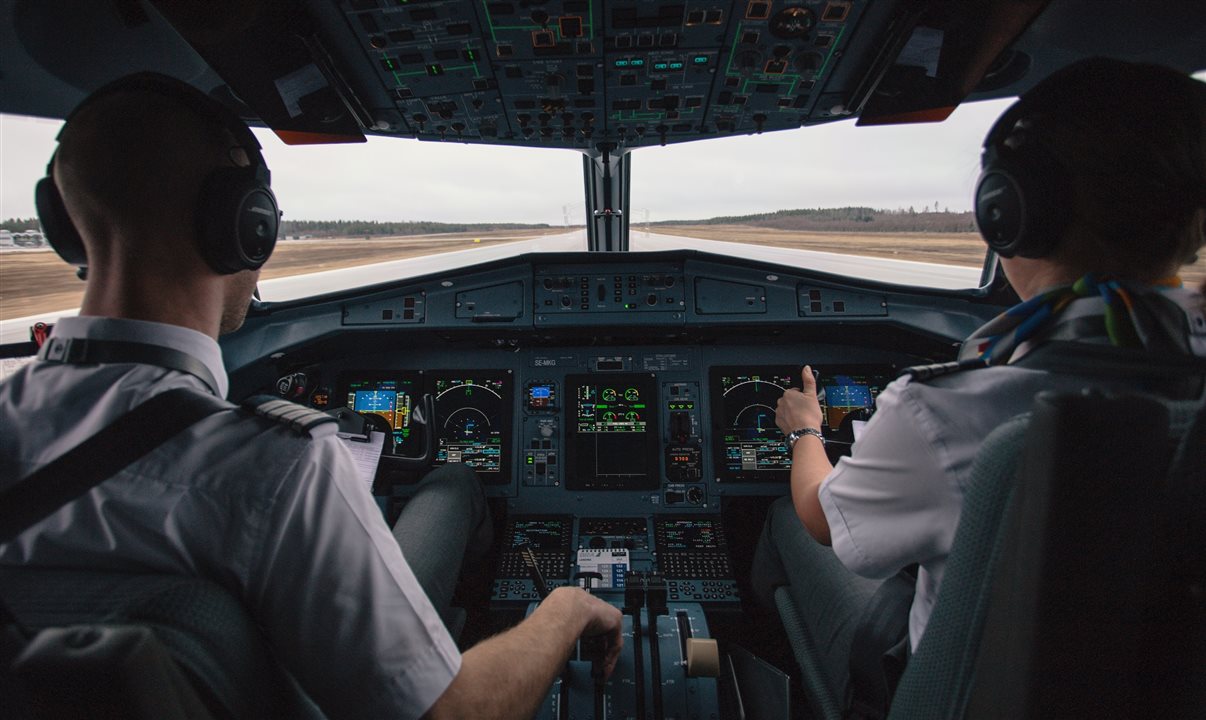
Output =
[{"x1": 787, "y1": 427, "x2": 825, "y2": 448}]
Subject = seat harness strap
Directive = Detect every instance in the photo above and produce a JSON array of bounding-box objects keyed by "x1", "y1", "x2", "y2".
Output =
[{"x1": 0, "y1": 387, "x2": 231, "y2": 545}]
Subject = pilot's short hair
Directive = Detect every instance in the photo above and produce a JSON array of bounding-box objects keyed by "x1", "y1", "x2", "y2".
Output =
[
  {"x1": 1010, "y1": 58, "x2": 1206, "y2": 273},
  {"x1": 54, "y1": 86, "x2": 235, "y2": 238}
]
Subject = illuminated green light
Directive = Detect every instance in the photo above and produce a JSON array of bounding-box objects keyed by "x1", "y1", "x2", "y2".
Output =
[
  {"x1": 615, "y1": 59, "x2": 630, "y2": 67},
  {"x1": 669, "y1": 61, "x2": 684, "y2": 70},
  {"x1": 653, "y1": 62, "x2": 669, "y2": 71},
  {"x1": 693, "y1": 55, "x2": 708, "y2": 64},
  {"x1": 631, "y1": 58, "x2": 645, "y2": 67}
]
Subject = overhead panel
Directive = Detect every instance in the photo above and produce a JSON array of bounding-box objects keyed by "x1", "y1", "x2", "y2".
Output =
[{"x1": 339, "y1": 0, "x2": 870, "y2": 149}]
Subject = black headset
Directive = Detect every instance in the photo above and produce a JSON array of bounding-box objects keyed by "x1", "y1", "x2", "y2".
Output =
[
  {"x1": 35, "y1": 72, "x2": 280, "y2": 276},
  {"x1": 973, "y1": 81, "x2": 1073, "y2": 259}
]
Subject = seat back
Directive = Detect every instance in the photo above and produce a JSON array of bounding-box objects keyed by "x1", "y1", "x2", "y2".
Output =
[
  {"x1": 890, "y1": 389, "x2": 1205, "y2": 719},
  {"x1": 0, "y1": 569, "x2": 324, "y2": 720},
  {"x1": 965, "y1": 390, "x2": 1206, "y2": 718},
  {"x1": 886, "y1": 413, "x2": 1032, "y2": 720}
]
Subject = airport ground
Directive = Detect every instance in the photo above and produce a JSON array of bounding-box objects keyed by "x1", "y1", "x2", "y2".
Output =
[{"x1": 2, "y1": 225, "x2": 1203, "y2": 323}]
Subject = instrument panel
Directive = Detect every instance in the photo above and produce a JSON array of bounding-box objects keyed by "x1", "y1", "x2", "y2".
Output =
[
  {"x1": 241, "y1": 252, "x2": 994, "y2": 609},
  {"x1": 317, "y1": 346, "x2": 901, "y2": 510},
  {"x1": 244, "y1": 253, "x2": 995, "y2": 510}
]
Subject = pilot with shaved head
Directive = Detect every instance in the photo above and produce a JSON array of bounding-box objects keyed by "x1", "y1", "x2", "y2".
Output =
[
  {"x1": 0, "y1": 73, "x2": 621, "y2": 719},
  {"x1": 754, "y1": 57, "x2": 1206, "y2": 713}
]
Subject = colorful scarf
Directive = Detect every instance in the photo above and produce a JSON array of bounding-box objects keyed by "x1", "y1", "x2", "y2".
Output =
[{"x1": 959, "y1": 274, "x2": 1188, "y2": 366}]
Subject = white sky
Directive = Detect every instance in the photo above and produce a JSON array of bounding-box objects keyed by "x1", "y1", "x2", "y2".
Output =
[{"x1": 1, "y1": 98, "x2": 1014, "y2": 227}]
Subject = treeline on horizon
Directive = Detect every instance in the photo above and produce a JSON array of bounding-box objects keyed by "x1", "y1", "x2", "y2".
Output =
[
  {"x1": 0, "y1": 218, "x2": 552, "y2": 237},
  {"x1": 1, "y1": 218, "x2": 40, "y2": 232},
  {"x1": 4, "y1": 206, "x2": 977, "y2": 236},
  {"x1": 277, "y1": 219, "x2": 552, "y2": 238},
  {"x1": 654, "y1": 206, "x2": 977, "y2": 233}
]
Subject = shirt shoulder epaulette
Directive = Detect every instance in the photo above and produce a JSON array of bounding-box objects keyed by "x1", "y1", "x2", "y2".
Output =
[
  {"x1": 898, "y1": 358, "x2": 987, "y2": 382},
  {"x1": 241, "y1": 395, "x2": 337, "y2": 438}
]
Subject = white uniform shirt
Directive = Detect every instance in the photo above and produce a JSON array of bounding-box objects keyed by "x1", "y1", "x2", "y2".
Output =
[
  {"x1": 0, "y1": 316, "x2": 460, "y2": 720},
  {"x1": 818, "y1": 288, "x2": 1206, "y2": 649}
]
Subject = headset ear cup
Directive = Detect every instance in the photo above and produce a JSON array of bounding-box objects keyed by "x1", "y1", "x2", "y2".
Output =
[
  {"x1": 196, "y1": 168, "x2": 279, "y2": 274},
  {"x1": 975, "y1": 146, "x2": 1070, "y2": 259},
  {"x1": 35, "y1": 176, "x2": 88, "y2": 267},
  {"x1": 975, "y1": 167, "x2": 1026, "y2": 257}
]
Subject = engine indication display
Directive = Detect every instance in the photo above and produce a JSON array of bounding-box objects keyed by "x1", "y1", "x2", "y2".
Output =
[
  {"x1": 565, "y1": 373, "x2": 659, "y2": 490},
  {"x1": 710, "y1": 367, "x2": 799, "y2": 482},
  {"x1": 344, "y1": 375, "x2": 421, "y2": 455},
  {"x1": 431, "y1": 372, "x2": 511, "y2": 484}
]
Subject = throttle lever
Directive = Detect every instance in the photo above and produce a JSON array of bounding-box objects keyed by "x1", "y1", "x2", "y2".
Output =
[{"x1": 518, "y1": 544, "x2": 550, "y2": 599}]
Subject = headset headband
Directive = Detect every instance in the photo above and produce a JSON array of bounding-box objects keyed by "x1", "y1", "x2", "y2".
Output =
[{"x1": 38, "y1": 72, "x2": 280, "y2": 276}]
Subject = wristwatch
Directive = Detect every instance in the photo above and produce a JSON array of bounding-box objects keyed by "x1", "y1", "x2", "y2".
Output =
[{"x1": 786, "y1": 427, "x2": 825, "y2": 449}]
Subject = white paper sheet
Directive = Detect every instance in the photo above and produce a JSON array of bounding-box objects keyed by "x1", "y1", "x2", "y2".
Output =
[
  {"x1": 576, "y1": 548, "x2": 630, "y2": 589},
  {"x1": 339, "y1": 430, "x2": 385, "y2": 490}
]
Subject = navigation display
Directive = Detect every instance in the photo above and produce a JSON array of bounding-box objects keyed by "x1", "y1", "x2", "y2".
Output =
[
  {"x1": 710, "y1": 367, "x2": 799, "y2": 482},
  {"x1": 344, "y1": 375, "x2": 422, "y2": 455},
  {"x1": 565, "y1": 373, "x2": 659, "y2": 490},
  {"x1": 431, "y1": 372, "x2": 511, "y2": 484}
]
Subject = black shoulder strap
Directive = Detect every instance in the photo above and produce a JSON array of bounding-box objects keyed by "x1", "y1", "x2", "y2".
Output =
[
  {"x1": 38, "y1": 337, "x2": 222, "y2": 397},
  {"x1": 0, "y1": 388, "x2": 232, "y2": 544},
  {"x1": 898, "y1": 358, "x2": 986, "y2": 382}
]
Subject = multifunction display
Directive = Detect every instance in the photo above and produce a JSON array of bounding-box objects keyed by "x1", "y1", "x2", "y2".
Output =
[
  {"x1": 565, "y1": 373, "x2": 659, "y2": 490},
  {"x1": 498, "y1": 516, "x2": 573, "y2": 582},
  {"x1": 431, "y1": 372, "x2": 511, "y2": 484},
  {"x1": 654, "y1": 517, "x2": 727, "y2": 552},
  {"x1": 710, "y1": 367, "x2": 799, "y2": 482},
  {"x1": 506, "y1": 516, "x2": 572, "y2": 551},
  {"x1": 524, "y1": 381, "x2": 558, "y2": 413}
]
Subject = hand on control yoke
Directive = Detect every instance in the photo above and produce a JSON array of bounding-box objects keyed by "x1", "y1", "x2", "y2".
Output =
[{"x1": 776, "y1": 365, "x2": 823, "y2": 437}]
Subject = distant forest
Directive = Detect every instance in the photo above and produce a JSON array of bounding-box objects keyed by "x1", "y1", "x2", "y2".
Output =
[
  {"x1": 277, "y1": 219, "x2": 551, "y2": 238},
  {"x1": 4, "y1": 207, "x2": 977, "y2": 237},
  {"x1": 0, "y1": 217, "x2": 550, "y2": 238},
  {"x1": 1, "y1": 218, "x2": 40, "y2": 232},
  {"x1": 655, "y1": 206, "x2": 977, "y2": 233}
]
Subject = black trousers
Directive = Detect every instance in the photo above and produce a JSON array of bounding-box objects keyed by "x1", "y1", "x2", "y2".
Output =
[{"x1": 390, "y1": 464, "x2": 492, "y2": 633}]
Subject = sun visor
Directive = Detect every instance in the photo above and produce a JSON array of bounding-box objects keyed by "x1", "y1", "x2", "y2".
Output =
[
  {"x1": 856, "y1": 0, "x2": 1049, "y2": 127},
  {"x1": 150, "y1": 0, "x2": 367, "y2": 144}
]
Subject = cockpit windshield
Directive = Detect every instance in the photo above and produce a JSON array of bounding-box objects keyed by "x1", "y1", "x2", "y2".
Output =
[{"x1": 3, "y1": 74, "x2": 1205, "y2": 322}]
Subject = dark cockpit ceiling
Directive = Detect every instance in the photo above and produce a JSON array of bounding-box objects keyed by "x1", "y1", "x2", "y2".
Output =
[{"x1": 4, "y1": 1, "x2": 1205, "y2": 151}]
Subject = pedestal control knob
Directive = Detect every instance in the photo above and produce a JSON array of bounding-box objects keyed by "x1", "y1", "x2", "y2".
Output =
[{"x1": 686, "y1": 638, "x2": 720, "y2": 677}]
